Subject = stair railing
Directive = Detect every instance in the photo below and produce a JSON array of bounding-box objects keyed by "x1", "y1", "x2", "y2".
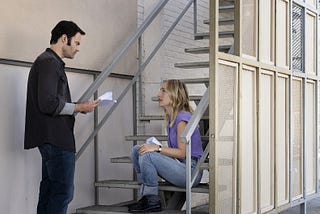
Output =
[
  {"x1": 76, "y1": 0, "x2": 167, "y2": 160},
  {"x1": 74, "y1": 0, "x2": 203, "y2": 212},
  {"x1": 76, "y1": 0, "x2": 197, "y2": 161},
  {"x1": 181, "y1": 88, "x2": 209, "y2": 214}
]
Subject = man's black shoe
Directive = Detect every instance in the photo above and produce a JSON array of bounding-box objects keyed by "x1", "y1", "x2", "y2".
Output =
[{"x1": 128, "y1": 195, "x2": 162, "y2": 213}]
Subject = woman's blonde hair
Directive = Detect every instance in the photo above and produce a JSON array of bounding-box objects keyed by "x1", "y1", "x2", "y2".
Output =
[{"x1": 162, "y1": 79, "x2": 193, "y2": 127}]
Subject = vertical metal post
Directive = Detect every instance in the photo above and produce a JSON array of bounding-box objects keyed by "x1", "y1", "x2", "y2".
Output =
[
  {"x1": 132, "y1": 78, "x2": 138, "y2": 201},
  {"x1": 302, "y1": 78, "x2": 306, "y2": 211},
  {"x1": 234, "y1": 1, "x2": 242, "y2": 213},
  {"x1": 300, "y1": 202, "x2": 307, "y2": 214},
  {"x1": 209, "y1": 0, "x2": 219, "y2": 213},
  {"x1": 138, "y1": 37, "x2": 143, "y2": 121},
  {"x1": 186, "y1": 141, "x2": 192, "y2": 214},
  {"x1": 288, "y1": 0, "x2": 293, "y2": 206},
  {"x1": 132, "y1": 36, "x2": 143, "y2": 201},
  {"x1": 193, "y1": 0, "x2": 197, "y2": 35},
  {"x1": 315, "y1": 0, "x2": 319, "y2": 196},
  {"x1": 93, "y1": 74, "x2": 99, "y2": 205}
]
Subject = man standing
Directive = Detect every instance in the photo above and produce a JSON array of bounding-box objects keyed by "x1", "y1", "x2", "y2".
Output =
[{"x1": 24, "y1": 20, "x2": 100, "y2": 214}]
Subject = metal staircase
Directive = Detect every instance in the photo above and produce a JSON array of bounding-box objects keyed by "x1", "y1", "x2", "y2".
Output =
[{"x1": 74, "y1": 0, "x2": 234, "y2": 213}]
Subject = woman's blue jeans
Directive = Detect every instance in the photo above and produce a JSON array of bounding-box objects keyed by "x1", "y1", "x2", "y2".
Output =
[
  {"x1": 37, "y1": 143, "x2": 75, "y2": 214},
  {"x1": 131, "y1": 145, "x2": 203, "y2": 196}
]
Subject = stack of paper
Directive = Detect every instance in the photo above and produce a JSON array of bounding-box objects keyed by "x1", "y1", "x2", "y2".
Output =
[
  {"x1": 146, "y1": 137, "x2": 162, "y2": 146},
  {"x1": 98, "y1": 91, "x2": 117, "y2": 106}
]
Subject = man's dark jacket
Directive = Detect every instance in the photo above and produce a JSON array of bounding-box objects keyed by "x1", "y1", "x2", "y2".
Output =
[{"x1": 24, "y1": 48, "x2": 76, "y2": 152}]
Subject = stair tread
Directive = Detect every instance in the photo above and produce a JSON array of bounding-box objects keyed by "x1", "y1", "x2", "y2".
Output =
[
  {"x1": 195, "y1": 31, "x2": 234, "y2": 40},
  {"x1": 180, "y1": 77, "x2": 209, "y2": 84},
  {"x1": 95, "y1": 180, "x2": 210, "y2": 193},
  {"x1": 75, "y1": 205, "x2": 208, "y2": 214},
  {"x1": 75, "y1": 205, "x2": 129, "y2": 214},
  {"x1": 219, "y1": 5, "x2": 234, "y2": 11},
  {"x1": 125, "y1": 135, "x2": 235, "y2": 142},
  {"x1": 174, "y1": 61, "x2": 209, "y2": 69},
  {"x1": 152, "y1": 95, "x2": 202, "y2": 101},
  {"x1": 139, "y1": 115, "x2": 164, "y2": 121},
  {"x1": 111, "y1": 156, "x2": 132, "y2": 163},
  {"x1": 185, "y1": 47, "x2": 209, "y2": 54},
  {"x1": 185, "y1": 45, "x2": 231, "y2": 54},
  {"x1": 140, "y1": 114, "x2": 209, "y2": 121},
  {"x1": 110, "y1": 156, "x2": 209, "y2": 169},
  {"x1": 110, "y1": 156, "x2": 232, "y2": 167},
  {"x1": 204, "y1": 18, "x2": 234, "y2": 25},
  {"x1": 125, "y1": 135, "x2": 209, "y2": 141}
]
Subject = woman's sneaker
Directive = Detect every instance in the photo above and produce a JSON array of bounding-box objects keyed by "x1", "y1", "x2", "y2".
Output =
[{"x1": 128, "y1": 195, "x2": 162, "y2": 213}]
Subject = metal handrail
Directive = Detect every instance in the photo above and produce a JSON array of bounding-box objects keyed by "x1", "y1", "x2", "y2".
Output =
[
  {"x1": 75, "y1": 0, "x2": 169, "y2": 159},
  {"x1": 181, "y1": 87, "x2": 209, "y2": 213},
  {"x1": 76, "y1": 0, "x2": 195, "y2": 160},
  {"x1": 76, "y1": 0, "x2": 169, "y2": 104},
  {"x1": 75, "y1": 1, "x2": 202, "y2": 213}
]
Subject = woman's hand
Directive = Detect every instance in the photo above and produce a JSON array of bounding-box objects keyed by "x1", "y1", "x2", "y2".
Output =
[{"x1": 138, "y1": 143, "x2": 159, "y2": 155}]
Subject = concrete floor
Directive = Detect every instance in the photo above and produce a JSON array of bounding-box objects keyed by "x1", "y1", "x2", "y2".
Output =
[{"x1": 280, "y1": 197, "x2": 320, "y2": 214}]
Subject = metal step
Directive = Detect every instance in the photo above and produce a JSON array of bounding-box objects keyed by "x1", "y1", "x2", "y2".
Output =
[
  {"x1": 185, "y1": 45, "x2": 231, "y2": 54},
  {"x1": 219, "y1": 5, "x2": 234, "y2": 12},
  {"x1": 180, "y1": 77, "x2": 210, "y2": 84},
  {"x1": 75, "y1": 205, "x2": 130, "y2": 214},
  {"x1": 110, "y1": 156, "x2": 209, "y2": 169},
  {"x1": 125, "y1": 135, "x2": 209, "y2": 142},
  {"x1": 204, "y1": 18, "x2": 234, "y2": 25},
  {"x1": 74, "y1": 200, "x2": 135, "y2": 214},
  {"x1": 139, "y1": 115, "x2": 164, "y2": 121},
  {"x1": 139, "y1": 114, "x2": 209, "y2": 121},
  {"x1": 111, "y1": 156, "x2": 132, "y2": 163},
  {"x1": 125, "y1": 135, "x2": 233, "y2": 142},
  {"x1": 195, "y1": 31, "x2": 234, "y2": 40},
  {"x1": 110, "y1": 156, "x2": 232, "y2": 167},
  {"x1": 75, "y1": 204, "x2": 209, "y2": 214},
  {"x1": 185, "y1": 47, "x2": 209, "y2": 54},
  {"x1": 95, "y1": 180, "x2": 220, "y2": 193},
  {"x1": 152, "y1": 95, "x2": 203, "y2": 102},
  {"x1": 174, "y1": 61, "x2": 209, "y2": 69}
]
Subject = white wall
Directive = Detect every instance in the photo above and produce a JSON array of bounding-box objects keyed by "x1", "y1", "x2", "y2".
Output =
[
  {"x1": 0, "y1": 0, "x2": 137, "y2": 75},
  {"x1": 0, "y1": 63, "x2": 134, "y2": 213},
  {"x1": 0, "y1": 64, "x2": 96, "y2": 213},
  {"x1": 0, "y1": 0, "x2": 137, "y2": 213}
]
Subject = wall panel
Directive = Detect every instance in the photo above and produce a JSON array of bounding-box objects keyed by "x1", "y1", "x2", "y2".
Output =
[
  {"x1": 305, "y1": 81, "x2": 316, "y2": 195},
  {"x1": 217, "y1": 61, "x2": 238, "y2": 214},
  {"x1": 276, "y1": 0, "x2": 289, "y2": 68},
  {"x1": 305, "y1": 12, "x2": 316, "y2": 75},
  {"x1": 240, "y1": 66, "x2": 257, "y2": 213},
  {"x1": 259, "y1": 70, "x2": 274, "y2": 212},
  {"x1": 242, "y1": 0, "x2": 257, "y2": 58},
  {"x1": 275, "y1": 74, "x2": 289, "y2": 206},
  {"x1": 292, "y1": 78, "x2": 303, "y2": 200},
  {"x1": 259, "y1": 1, "x2": 274, "y2": 64}
]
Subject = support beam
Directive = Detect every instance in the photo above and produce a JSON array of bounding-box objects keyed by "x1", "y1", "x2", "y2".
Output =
[{"x1": 209, "y1": 0, "x2": 219, "y2": 213}]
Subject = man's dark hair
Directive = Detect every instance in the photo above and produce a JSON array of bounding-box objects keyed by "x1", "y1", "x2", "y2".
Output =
[{"x1": 50, "y1": 20, "x2": 86, "y2": 45}]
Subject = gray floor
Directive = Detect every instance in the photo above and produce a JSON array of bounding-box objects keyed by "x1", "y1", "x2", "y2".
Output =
[{"x1": 280, "y1": 198, "x2": 320, "y2": 214}]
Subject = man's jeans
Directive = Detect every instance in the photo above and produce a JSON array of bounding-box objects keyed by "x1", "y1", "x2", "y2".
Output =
[
  {"x1": 37, "y1": 144, "x2": 75, "y2": 214},
  {"x1": 131, "y1": 145, "x2": 203, "y2": 196}
]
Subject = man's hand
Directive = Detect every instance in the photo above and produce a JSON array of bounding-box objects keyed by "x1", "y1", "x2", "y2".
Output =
[{"x1": 75, "y1": 99, "x2": 100, "y2": 113}]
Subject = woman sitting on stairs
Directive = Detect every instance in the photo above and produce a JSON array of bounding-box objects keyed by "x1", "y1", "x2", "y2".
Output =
[{"x1": 129, "y1": 79, "x2": 204, "y2": 213}]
